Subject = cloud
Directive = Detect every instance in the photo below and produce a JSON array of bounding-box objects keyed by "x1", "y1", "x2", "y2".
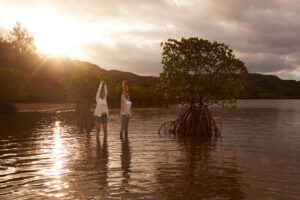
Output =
[
  {"x1": 81, "y1": 41, "x2": 162, "y2": 75},
  {"x1": 1, "y1": 0, "x2": 300, "y2": 79},
  {"x1": 274, "y1": 71, "x2": 300, "y2": 81},
  {"x1": 244, "y1": 54, "x2": 292, "y2": 73}
]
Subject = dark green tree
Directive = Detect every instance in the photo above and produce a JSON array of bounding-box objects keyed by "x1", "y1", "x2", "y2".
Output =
[{"x1": 159, "y1": 38, "x2": 248, "y2": 138}]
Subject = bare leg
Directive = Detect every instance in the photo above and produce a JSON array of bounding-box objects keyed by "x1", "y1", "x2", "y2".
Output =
[
  {"x1": 102, "y1": 122, "x2": 108, "y2": 138},
  {"x1": 96, "y1": 122, "x2": 101, "y2": 140}
]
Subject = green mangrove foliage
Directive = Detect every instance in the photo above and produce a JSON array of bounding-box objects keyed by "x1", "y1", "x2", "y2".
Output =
[{"x1": 158, "y1": 38, "x2": 248, "y2": 138}]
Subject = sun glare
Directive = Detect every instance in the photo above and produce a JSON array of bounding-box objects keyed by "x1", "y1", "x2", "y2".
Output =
[
  {"x1": 32, "y1": 17, "x2": 119, "y2": 58},
  {"x1": 53, "y1": 121, "x2": 61, "y2": 134},
  {"x1": 36, "y1": 35, "x2": 81, "y2": 58},
  {"x1": 32, "y1": 14, "x2": 87, "y2": 58},
  {"x1": 1, "y1": 1, "x2": 157, "y2": 59}
]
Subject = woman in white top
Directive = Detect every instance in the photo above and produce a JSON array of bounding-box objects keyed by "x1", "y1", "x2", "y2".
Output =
[
  {"x1": 95, "y1": 81, "x2": 108, "y2": 139},
  {"x1": 120, "y1": 80, "x2": 132, "y2": 139}
]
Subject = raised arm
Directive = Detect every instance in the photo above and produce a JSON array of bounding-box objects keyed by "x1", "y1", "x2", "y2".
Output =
[
  {"x1": 104, "y1": 84, "x2": 108, "y2": 98},
  {"x1": 96, "y1": 82, "x2": 103, "y2": 102}
]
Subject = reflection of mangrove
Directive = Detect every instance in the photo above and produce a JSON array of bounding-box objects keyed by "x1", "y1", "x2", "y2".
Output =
[
  {"x1": 156, "y1": 137, "x2": 246, "y2": 200},
  {"x1": 121, "y1": 137, "x2": 131, "y2": 188},
  {"x1": 0, "y1": 112, "x2": 50, "y2": 136}
]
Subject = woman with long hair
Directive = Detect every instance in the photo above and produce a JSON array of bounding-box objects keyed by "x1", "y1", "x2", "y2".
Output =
[
  {"x1": 120, "y1": 80, "x2": 132, "y2": 138},
  {"x1": 94, "y1": 81, "x2": 108, "y2": 140}
]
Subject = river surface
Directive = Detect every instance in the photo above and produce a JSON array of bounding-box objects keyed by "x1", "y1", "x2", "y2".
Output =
[{"x1": 0, "y1": 100, "x2": 299, "y2": 199}]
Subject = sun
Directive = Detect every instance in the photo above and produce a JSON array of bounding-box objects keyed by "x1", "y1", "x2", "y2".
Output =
[
  {"x1": 33, "y1": 18, "x2": 85, "y2": 58},
  {"x1": 13, "y1": 7, "x2": 89, "y2": 58},
  {"x1": 33, "y1": 18, "x2": 114, "y2": 58},
  {"x1": 36, "y1": 34, "x2": 81, "y2": 58}
]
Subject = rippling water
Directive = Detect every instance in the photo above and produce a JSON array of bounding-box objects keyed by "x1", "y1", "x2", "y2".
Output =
[{"x1": 0, "y1": 100, "x2": 299, "y2": 199}]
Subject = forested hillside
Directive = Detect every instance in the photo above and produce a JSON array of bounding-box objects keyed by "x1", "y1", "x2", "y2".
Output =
[
  {"x1": 241, "y1": 73, "x2": 300, "y2": 99},
  {"x1": 1, "y1": 23, "x2": 300, "y2": 113}
]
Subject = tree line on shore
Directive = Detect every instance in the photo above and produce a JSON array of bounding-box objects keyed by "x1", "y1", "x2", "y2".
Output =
[
  {"x1": 0, "y1": 23, "x2": 166, "y2": 113},
  {"x1": 1, "y1": 23, "x2": 300, "y2": 114}
]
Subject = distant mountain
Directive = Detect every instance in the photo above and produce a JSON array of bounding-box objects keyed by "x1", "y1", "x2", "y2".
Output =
[
  {"x1": 22, "y1": 58, "x2": 300, "y2": 100},
  {"x1": 84, "y1": 63, "x2": 300, "y2": 99},
  {"x1": 241, "y1": 73, "x2": 300, "y2": 99},
  {"x1": 62, "y1": 60, "x2": 158, "y2": 85},
  {"x1": 1, "y1": 56, "x2": 300, "y2": 106},
  {"x1": 0, "y1": 58, "x2": 161, "y2": 105}
]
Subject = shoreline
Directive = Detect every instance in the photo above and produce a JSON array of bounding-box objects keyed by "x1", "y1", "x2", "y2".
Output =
[
  {"x1": 13, "y1": 103, "x2": 168, "y2": 112},
  {"x1": 13, "y1": 99, "x2": 300, "y2": 112},
  {"x1": 14, "y1": 103, "x2": 76, "y2": 112}
]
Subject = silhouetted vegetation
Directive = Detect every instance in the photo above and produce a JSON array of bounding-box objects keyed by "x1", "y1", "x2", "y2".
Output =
[{"x1": 0, "y1": 23, "x2": 300, "y2": 114}]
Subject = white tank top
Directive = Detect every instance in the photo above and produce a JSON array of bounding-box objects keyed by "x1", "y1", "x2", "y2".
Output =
[{"x1": 126, "y1": 100, "x2": 132, "y2": 112}]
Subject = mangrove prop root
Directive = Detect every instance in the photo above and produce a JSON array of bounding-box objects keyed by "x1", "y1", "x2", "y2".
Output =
[{"x1": 158, "y1": 106, "x2": 221, "y2": 139}]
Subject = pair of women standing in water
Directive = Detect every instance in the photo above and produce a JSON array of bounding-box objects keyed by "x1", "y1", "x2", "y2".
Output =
[{"x1": 94, "y1": 80, "x2": 132, "y2": 139}]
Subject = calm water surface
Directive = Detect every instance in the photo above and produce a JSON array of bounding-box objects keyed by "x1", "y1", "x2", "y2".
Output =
[{"x1": 0, "y1": 100, "x2": 299, "y2": 199}]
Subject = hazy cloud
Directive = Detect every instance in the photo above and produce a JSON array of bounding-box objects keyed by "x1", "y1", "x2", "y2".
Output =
[
  {"x1": 81, "y1": 41, "x2": 161, "y2": 75},
  {"x1": 245, "y1": 54, "x2": 291, "y2": 73}
]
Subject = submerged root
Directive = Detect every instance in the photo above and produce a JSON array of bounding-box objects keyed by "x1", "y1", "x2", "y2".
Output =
[{"x1": 158, "y1": 106, "x2": 220, "y2": 139}]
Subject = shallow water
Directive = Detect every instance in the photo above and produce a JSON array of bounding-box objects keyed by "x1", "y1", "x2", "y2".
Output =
[{"x1": 0, "y1": 100, "x2": 299, "y2": 199}]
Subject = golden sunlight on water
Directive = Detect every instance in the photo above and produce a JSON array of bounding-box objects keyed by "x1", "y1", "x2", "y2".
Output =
[
  {"x1": 51, "y1": 121, "x2": 65, "y2": 177},
  {"x1": 53, "y1": 121, "x2": 61, "y2": 134},
  {"x1": 42, "y1": 121, "x2": 69, "y2": 198},
  {"x1": 0, "y1": 100, "x2": 300, "y2": 199}
]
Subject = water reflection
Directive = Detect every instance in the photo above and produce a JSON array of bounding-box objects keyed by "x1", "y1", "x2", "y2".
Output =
[
  {"x1": 45, "y1": 121, "x2": 69, "y2": 198},
  {"x1": 59, "y1": 129, "x2": 111, "y2": 199},
  {"x1": 120, "y1": 137, "x2": 131, "y2": 192},
  {"x1": 51, "y1": 121, "x2": 65, "y2": 175},
  {"x1": 1, "y1": 100, "x2": 300, "y2": 199},
  {"x1": 0, "y1": 112, "x2": 50, "y2": 137},
  {"x1": 156, "y1": 137, "x2": 247, "y2": 200},
  {"x1": 53, "y1": 121, "x2": 61, "y2": 134},
  {"x1": 96, "y1": 136, "x2": 109, "y2": 192}
]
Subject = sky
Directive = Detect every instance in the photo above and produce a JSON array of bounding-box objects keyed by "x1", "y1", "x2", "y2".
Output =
[{"x1": 1, "y1": 0, "x2": 300, "y2": 80}]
